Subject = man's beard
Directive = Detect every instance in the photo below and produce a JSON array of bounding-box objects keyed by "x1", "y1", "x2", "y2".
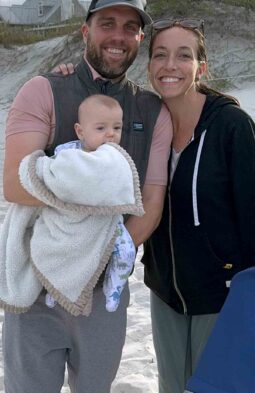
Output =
[{"x1": 85, "y1": 35, "x2": 138, "y2": 79}]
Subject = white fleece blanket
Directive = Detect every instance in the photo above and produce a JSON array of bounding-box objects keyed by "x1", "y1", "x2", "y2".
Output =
[{"x1": 0, "y1": 143, "x2": 144, "y2": 316}]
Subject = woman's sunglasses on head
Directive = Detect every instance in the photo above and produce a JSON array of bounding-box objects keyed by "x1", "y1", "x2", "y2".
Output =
[{"x1": 151, "y1": 18, "x2": 205, "y2": 36}]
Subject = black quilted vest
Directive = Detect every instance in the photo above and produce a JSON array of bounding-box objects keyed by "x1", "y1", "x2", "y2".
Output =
[{"x1": 44, "y1": 57, "x2": 162, "y2": 187}]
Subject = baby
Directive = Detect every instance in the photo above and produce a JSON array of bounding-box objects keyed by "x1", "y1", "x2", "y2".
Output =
[{"x1": 51, "y1": 94, "x2": 136, "y2": 312}]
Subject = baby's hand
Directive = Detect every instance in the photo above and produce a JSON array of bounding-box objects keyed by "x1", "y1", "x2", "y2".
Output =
[{"x1": 52, "y1": 63, "x2": 75, "y2": 75}]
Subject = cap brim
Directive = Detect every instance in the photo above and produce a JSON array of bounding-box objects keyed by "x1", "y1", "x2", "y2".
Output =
[{"x1": 88, "y1": 3, "x2": 152, "y2": 26}]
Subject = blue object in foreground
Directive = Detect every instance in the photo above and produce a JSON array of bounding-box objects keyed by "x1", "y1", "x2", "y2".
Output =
[{"x1": 186, "y1": 267, "x2": 255, "y2": 393}]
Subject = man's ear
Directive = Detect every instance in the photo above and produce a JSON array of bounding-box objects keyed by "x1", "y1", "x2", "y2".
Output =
[
  {"x1": 81, "y1": 23, "x2": 89, "y2": 43},
  {"x1": 140, "y1": 30, "x2": 145, "y2": 42}
]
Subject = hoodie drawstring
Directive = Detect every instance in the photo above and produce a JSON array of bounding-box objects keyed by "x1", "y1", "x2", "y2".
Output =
[{"x1": 192, "y1": 130, "x2": 207, "y2": 226}]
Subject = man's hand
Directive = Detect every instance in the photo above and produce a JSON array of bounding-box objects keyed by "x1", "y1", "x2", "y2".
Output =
[{"x1": 52, "y1": 63, "x2": 75, "y2": 75}]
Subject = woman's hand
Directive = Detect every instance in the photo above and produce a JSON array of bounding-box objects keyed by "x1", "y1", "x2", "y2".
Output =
[{"x1": 52, "y1": 63, "x2": 75, "y2": 75}]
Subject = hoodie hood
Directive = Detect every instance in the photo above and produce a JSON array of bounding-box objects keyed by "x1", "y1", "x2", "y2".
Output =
[
  {"x1": 194, "y1": 94, "x2": 239, "y2": 140},
  {"x1": 191, "y1": 94, "x2": 239, "y2": 227}
]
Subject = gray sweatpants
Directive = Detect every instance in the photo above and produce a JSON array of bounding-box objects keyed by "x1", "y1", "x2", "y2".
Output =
[
  {"x1": 3, "y1": 284, "x2": 130, "y2": 393},
  {"x1": 150, "y1": 292, "x2": 218, "y2": 393}
]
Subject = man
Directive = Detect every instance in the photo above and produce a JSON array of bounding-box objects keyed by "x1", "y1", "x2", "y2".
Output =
[{"x1": 3, "y1": 1, "x2": 172, "y2": 392}]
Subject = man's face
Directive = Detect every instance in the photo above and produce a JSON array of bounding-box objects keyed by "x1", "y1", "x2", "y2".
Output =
[{"x1": 82, "y1": 6, "x2": 144, "y2": 79}]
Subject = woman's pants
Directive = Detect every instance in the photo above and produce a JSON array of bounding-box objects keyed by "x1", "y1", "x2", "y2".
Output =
[{"x1": 150, "y1": 291, "x2": 218, "y2": 393}]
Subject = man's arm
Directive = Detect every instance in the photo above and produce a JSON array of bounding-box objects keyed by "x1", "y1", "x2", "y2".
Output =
[
  {"x1": 3, "y1": 132, "x2": 49, "y2": 205},
  {"x1": 3, "y1": 76, "x2": 54, "y2": 206},
  {"x1": 125, "y1": 184, "x2": 166, "y2": 247}
]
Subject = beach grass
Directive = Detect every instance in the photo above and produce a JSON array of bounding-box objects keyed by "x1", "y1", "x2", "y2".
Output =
[{"x1": 0, "y1": 17, "x2": 83, "y2": 47}]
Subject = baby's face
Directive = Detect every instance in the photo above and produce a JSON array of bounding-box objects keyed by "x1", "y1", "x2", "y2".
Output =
[{"x1": 76, "y1": 104, "x2": 123, "y2": 152}]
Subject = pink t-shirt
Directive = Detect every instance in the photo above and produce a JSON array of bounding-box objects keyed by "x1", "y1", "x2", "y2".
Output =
[{"x1": 6, "y1": 76, "x2": 172, "y2": 186}]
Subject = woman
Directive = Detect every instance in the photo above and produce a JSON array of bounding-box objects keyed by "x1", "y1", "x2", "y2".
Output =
[
  {"x1": 54, "y1": 20, "x2": 255, "y2": 392},
  {"x1": 142, "y1": 18, "x2": 255, "y2": 393}
]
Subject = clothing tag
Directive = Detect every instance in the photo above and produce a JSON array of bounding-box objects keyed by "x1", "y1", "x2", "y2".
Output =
[
  {"x1": 45, "y1": 293, "x2": 57, "y2": 308},
  {"x1": 133, "y1": 122, "x2": 144, "y2": 132},
  {"x1": 225, "y1": 280, "x2": 231, "y2": 288}
]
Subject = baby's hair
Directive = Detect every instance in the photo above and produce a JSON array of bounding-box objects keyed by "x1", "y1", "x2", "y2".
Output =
[{"x1": 78, "y1": 94, "x2": 122, "y2": 122}]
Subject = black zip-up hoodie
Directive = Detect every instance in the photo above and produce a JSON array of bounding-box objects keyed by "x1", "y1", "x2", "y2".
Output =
[{"x1": 143, "y1": 93, "x2": 255, "y2": 315}]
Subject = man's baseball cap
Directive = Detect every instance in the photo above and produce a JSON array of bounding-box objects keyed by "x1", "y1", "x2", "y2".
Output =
[{"x1": 86, "y1": 0, "x2": 152, "y2": 27}]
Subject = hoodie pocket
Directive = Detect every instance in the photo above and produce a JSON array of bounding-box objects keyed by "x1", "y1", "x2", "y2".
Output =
[{"x1": 173, "y1": 225, "x2": 229, "y2": 295}]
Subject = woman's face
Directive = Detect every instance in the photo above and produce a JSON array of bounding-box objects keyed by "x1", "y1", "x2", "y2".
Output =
[{"x1": 148, "y1": 26, "x2": 205, "y2": 101}]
